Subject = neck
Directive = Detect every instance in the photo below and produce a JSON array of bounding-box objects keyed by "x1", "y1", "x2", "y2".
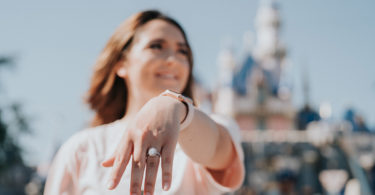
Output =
[{"x1": 120, "y1": 90, "x2": 154, "y2": 122}]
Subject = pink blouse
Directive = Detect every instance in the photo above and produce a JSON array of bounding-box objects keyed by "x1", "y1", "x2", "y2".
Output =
[{"x1": 44, "y1": 114, "x2": 245, "y2": 195}]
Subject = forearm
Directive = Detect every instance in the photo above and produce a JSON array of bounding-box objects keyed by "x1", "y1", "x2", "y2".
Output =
[
  {"x1": 153, "y1": 94, "x2": 234, "y2": 170},
  {"x1": 177, "y1": 106, "x2": 234, "y2": 170}
]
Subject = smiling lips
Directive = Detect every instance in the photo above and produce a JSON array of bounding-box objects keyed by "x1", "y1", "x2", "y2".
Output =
[{"x1": 155, "y1": 72, "x2": 178, "y2": 80}]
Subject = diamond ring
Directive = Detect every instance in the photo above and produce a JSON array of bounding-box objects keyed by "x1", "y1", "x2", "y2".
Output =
[{"x1": 147, "y1": 147, "x2": 160, "y2": 157}]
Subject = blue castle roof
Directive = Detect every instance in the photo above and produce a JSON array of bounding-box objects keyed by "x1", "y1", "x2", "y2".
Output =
[{"x1": 232, "y1": 55, "x2": 256, "y2": 96}]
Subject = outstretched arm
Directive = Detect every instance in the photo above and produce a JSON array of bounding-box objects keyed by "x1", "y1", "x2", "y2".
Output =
[{"x1": 101, "y1": 95, "x2": 242, "y2": 194}]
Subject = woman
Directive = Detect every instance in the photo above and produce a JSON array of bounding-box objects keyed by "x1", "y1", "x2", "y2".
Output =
[{"x1": 45, "y1": 10, "x2": 244, "y2": 195}]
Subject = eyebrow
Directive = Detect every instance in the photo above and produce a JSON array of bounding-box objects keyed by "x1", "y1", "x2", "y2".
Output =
[{"x1": 150, "y1": 38, "x2": 188, "y2": 48}]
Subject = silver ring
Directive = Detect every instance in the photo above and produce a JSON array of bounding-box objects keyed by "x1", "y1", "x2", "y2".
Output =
[{"x1": 147, "y1": 147, "x2": 160, "y2": 157}]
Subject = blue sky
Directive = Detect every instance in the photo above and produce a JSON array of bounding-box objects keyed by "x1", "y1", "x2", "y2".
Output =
[{"x1": 1, "y1": 0, "x2": 374, "y2": 165}]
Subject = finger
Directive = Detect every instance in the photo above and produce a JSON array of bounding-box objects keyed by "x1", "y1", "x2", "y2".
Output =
[
  {"x1": 130, "y1": 154, "x2": 146, "y2": 195},
  {"x1": 107, "y1": 142, "x2": 133, "y2": 190},
  {"x1": 132, "y1": 133, "x2": 147, "y2": 163},
  {"x1": 101, "y1": 155, "x2": 115, "y2": 167},
  {"x1": 161, "y1": 145, "x2": 175, "y2": 191},
  {"x1": 144, "y1": 149, "x2": 161, "y2": 195}
]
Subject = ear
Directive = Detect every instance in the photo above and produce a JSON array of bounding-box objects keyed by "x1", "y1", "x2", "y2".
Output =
[
  {"x1": 116, "y1": 66, "x2": 128, "y2": 78},
  {"x1": 115, "y1": 60, "x2": 128, "y2": 78}
]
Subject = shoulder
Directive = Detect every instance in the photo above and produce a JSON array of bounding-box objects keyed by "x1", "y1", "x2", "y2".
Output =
[
  {"x1": 45, "y1": 121, "x2": 123, "y2": 193},
  {"x1": 61, "y1": 125, "x2": 105, "y2": 150},
  {"x1": 56, "y1": 122, "x2": 118, "y2": 163},
  {"x1": 55, "y1": 126, "x2": 100, "y2": 163}
]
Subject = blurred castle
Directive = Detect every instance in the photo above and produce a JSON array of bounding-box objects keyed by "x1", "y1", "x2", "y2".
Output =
[
  {"x1": 205, "y1": 1, "x2": 375, "y2": 194},
  {"x1": 212, "y1": 0, "x2": 294, "y2": 131}
]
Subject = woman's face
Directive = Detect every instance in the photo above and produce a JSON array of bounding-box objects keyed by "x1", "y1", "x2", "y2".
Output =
[{"x1": 117, "y1": 19, "x2": 190, "y2": 98}]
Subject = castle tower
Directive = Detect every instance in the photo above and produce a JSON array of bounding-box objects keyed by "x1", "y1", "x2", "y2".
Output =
[
  {"x1": 254, "y1": 0, "x2": 286, "y2": 96},
  {"x1": 214, "y1": 45, "x2": 236, "y2": 116},
  {"x1": 214, "y1": 0, "x2": 294, "y2": 131}
]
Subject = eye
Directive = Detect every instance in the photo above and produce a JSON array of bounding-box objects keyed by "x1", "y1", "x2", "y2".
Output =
[
  {"x1": 178, "y1": 48, "x2": 188, "y2": 56},
  {"x1": 150, "y1": 43, "x2": 162, "y2": 50}
]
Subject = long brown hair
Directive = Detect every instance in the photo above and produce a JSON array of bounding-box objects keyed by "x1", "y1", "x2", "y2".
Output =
[{"x1": 85, "y1": 10, "x2": 194, "y2": 127}]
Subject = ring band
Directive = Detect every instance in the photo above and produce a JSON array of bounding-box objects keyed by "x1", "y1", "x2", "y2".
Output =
[{"x1": 147, "y1": 147, "x2": 160, "y2": 157}]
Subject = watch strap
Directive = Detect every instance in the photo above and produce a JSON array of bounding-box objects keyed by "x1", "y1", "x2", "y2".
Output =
[{"x1": 160, "y1": 90, "x2": 194, "y2": 131}]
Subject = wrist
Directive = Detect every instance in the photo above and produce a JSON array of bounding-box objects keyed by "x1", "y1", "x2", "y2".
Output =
[
  {"x1": 159, "y1": 90, "x2": 194, "y2": 130},
  {"x1": 157, "y1": 95, "x2": 187, "y2": 123}
]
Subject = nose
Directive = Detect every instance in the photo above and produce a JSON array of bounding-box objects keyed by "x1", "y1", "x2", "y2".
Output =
[{"x1": 166, "y1": 52, "x2": 180, "y2": 66}]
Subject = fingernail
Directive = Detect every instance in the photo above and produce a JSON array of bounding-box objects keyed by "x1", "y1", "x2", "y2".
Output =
[
  {"x1": 106, "y1": 181, "x2": 114, "y2": 189},
  {"x1": 163, "y1": 182, "x2": 170, "y2": 191}
]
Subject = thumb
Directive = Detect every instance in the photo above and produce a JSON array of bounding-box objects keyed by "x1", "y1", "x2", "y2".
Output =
[{"x1": 101, "y1": 155, "x2": 116, "y2": 167}]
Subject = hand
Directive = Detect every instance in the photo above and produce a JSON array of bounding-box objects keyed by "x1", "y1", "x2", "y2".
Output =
[{"x1": 101, "y1": 96, "x2": 186, "y2": 195}]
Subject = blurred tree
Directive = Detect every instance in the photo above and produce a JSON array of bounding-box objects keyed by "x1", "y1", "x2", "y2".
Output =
[
  {"x1": 0, "y1": 56, "x2": 15, "y2": 67},
  {"x1": 0, "y1": 56, "x2": 35, "y2": 195}
]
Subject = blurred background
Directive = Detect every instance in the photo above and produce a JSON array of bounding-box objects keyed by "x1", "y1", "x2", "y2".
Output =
[{"x1": 1, "y1": 0, "x2": 374, "y2": 194}]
